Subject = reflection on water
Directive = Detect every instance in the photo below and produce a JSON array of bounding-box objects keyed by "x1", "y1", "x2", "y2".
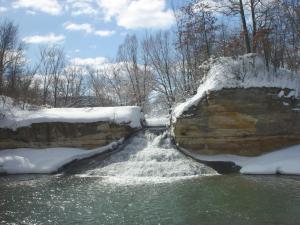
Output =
[{"x1": 1, "y1": 174, "x2": 300, "y2": 225}]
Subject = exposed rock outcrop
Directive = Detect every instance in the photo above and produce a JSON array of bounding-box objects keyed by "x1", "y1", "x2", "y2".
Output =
[
  {"x1": 174, "y1": 87, "x2": 300, "y2": 156},
  {"x1": 0, "y1": 121, "x2": 136, "y2": 150}
]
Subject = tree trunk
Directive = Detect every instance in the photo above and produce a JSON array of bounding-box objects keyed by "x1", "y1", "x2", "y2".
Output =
[
  {"x1": 250, "y1": 0, "x2": 257, "y2": 52},
  {"x1": 239, "y1": 0, "x2": 251, "y2": 53},
  {"x1": 0, "y1": 66, "x2": 3, "y2": 94}
]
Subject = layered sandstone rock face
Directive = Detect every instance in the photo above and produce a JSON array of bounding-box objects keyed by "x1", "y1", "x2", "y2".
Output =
[
  {"x1": 0, "y1": 122, "x2": 135, "y2": 150},
  {"x1": 174, "y1": 88, "x2": 300, "y2": 156}
]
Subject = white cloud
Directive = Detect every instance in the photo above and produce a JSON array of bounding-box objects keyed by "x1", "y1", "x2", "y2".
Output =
[
  {"x1": 25, "y1": 10, "x2": 36, "y2": 15},
  {"x1": 64, "y1": 22, "x2": 93, "y2": 33},
  {"x1": 0, "y1": 6, "x2": 7, "y2": 13},
  {"x1": 68, "y1": 0, "x2": 98, "y2": 16},
  {"x1": 64, "y1": 65, "x2": 89, "y2": 76},
  {"x1": 70, "y1": 57, "x2": 108, "y2": 68},
  {"x1": 118, "y1": 0, "x2": 175, "y2": 29},
  {"x1": 97, "y1": 0, "x2": 129, "y2": 21},
  {"x1": 23, "y1": 33, "x2": 65, "y2": 44},
  {"x1": 97, "y1": 0, "x2": 175, "y2": 29},
  {"x1": 12, "y1": 0, "x2": 62, "y2": 15},
  {"x1": 72, "y1": 7, "x2": 97, "y2": 16},
  {"x1": 94, "y1": 30, "x2": 116, "y2": 37},
  {"x1": 64, "y1": 22, "x2": 116, "y2": 37},
  {"x1": 11, "y1": 0, "x2": 175, "y2": 29}
]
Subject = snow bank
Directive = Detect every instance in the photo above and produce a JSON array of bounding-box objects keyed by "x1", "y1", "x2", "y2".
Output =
[
  {"x1": 239, "y1": 146, "x2": 300, "y2": 175},
  {"x1": 180, "y1": 145, "x2": 300, "y2": 175},
  {"x1": 0, "y1": 96, "x2": 143, "y2": 130},
  {"x1": 0, "y1": 139, "x2": 123, "y2": 174},
  {"x1": 174, "y1": 54, "x2": 300, "y2": 119}
]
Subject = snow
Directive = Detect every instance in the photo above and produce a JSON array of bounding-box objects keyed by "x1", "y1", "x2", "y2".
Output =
[
  {"x1": 145, "y1": 115, "x2": 170, "y2": 127},
  {"x1": 278, "y1": 90, "x2": 285, "y2": 98},
  {"x1": 180, "y1": 145, "x2": 300, "y2": 175},
  {"x1": 283, "y1": 102, "x2": 289, "y2": 106},
  {"x1": 0, "y1": 97, "x2": 143, "y2": 130},
  {"x1": 173, "y1": 54, "x2": 300, "y2": 119},
  {"x1": 0, "y1": 139, "x2": 123, "y2": 174},
  {"x1": 172, "y1": 54, "x2": 300, "y2": 175},
  {"x1": 287, "y1": 90, "x2": 296, "y2": 98}
]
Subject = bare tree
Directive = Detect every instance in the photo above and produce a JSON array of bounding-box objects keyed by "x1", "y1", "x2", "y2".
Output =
[
  {"x1": 60, "y1": 66, "x2": 85, "y2": 107},
  {"x1": 38, "y1": 45, "x2": 65, "y2": 107},
  {"x1": 117, "y1": 35, "x2": 143, "y2": 106},
  {"x1": 216, "y1": 0, "x2": 252, "y2": 53},
  {"x1": 143, "y1": 31, "x2": 177, "y2": 108},
  {"x1": 88, "y1": 66, "x2": 118, "y2": 106},
  {"x1": 103, "y1": 63, "x2": 133, "y2": 106},
  {"x1": 175, "y1": 0, "x2": 218, "y2": 97},
  {"x1": 116, "y1": 34, "x2": 154, "y2": 110},
  {"x1": 0, "y1": 20, "x2": 25, "y2": 95}
]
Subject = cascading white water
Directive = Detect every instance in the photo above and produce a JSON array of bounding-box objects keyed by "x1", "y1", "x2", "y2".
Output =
[{"x1": 79, "y1": 130, "x2": 218, "y2": 184}]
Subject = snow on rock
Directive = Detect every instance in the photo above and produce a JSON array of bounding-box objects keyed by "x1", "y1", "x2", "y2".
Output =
[
  {"x1": 287, "y1": 90, "x2": 296, "y2": 98},
  {"x1": 283, "y1": 102, "x2": 290, "y2": 106},
  {"x1": 145, "y1": 115, "x2": 170, "y2": 127},
  {"x1": 181, "y1": 145, "x2": 300, "y2": 175},
  {"x1": 0, "y1": 139, "x2": 123, "y2": 174},
  {"x1": 173, "y1": 54, "x2": 300, "y2": 119},
  {"x1": 0, "y1": 97, "x2": 143, "y2": 130},
  {"x1": 278, "y1": 90, "x2": 285, "y2": 98}
]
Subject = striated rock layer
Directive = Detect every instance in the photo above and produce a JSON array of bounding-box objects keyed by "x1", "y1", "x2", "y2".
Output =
[
  {"x1": 174, "y1": 87, "x2": 300, "y2": 156},
  {"x1": 0, "y1": 122, "x2": 135, "y2": 150}
]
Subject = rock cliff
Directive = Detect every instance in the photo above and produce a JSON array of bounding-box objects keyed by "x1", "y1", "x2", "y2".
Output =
[
  {"x1": 0, "y1": 121, "x2": 136, "y2": 150},
  {"x1": 174, "y1": 87, "x2": 300, "y2": 156}
]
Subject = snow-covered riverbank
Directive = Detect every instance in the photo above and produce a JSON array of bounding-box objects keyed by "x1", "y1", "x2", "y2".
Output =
[
  {"x1": 181, "y1": 145, "x2": 300, "y2": 175},
  {"x1": 0, "y1": 139, "x2": 123, "y2": 174}
]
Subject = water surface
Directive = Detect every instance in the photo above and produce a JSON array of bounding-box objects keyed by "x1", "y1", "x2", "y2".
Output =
[
  {"x1": 1, "y1": 130, "x2": 300, "y2": 224},
  {"x1": 1, "y1": 174, "x2": 300, "y2": 225}
]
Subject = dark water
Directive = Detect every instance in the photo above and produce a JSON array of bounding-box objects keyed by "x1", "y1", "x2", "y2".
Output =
[{"x1": 1, "y1": 174, "x2": 300, "y2": 225}]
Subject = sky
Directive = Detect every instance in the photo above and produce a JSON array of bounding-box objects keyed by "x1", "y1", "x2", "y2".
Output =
[{"x1": 0, "y1": 0, "x2": 179, "y2": 67}]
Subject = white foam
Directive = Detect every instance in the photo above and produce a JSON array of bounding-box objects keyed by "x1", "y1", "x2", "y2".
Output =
[{"x1": 79, "y1": 131, "x2": 218, "y2": 185}]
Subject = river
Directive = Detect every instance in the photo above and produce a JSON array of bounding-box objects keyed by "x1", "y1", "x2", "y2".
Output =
[{"x1": 1, "y1": 130, "x2": 300, "y2": 225}]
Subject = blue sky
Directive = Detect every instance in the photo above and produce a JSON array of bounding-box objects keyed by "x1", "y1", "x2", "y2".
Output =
[{"x1": 0, "y1": 0, "x2": 180, "y2": 66}]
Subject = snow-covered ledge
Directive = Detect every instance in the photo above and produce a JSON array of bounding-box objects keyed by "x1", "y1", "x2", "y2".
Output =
[
  {"x1": 0, "y1": 105, "x2": 143, "y2": 150},
  {"x1": 1, "y1": 106, "x2": 143, "y2": 131}
]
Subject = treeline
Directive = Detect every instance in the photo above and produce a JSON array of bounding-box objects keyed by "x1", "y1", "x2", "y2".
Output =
[
  {"x1": 0, "y1": 0, "x2": 299, "y2": 113},
  {"x1": 0, "y1": 21, "x2": 87, "y2": 108}
]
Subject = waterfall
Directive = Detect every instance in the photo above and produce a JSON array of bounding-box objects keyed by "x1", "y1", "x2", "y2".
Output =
[{"x1": 78, "y1": 129, "x2": 218, "y2": 184}]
